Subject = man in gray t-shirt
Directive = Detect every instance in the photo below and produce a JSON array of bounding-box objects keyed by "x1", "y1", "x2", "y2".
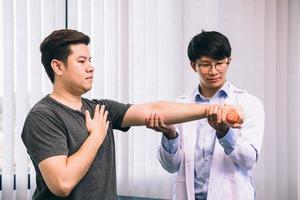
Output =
[
  {"x1": 21, "y1": 29, "x2": 243, "y2": 200},
  {"x1": 22, "y1": 97, "x2": 130, "y2": 199}
]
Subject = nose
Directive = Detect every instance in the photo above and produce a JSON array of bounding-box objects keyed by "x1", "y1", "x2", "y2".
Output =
[
  {"x1": 208, "y1": 65, "x2": 218, "y2": 74},
  {"x1": 86, "y1": 63, "x2": 94, "y2": 73}
]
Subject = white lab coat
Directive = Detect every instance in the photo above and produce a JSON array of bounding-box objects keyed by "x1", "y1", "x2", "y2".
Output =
[{"x1": 158, "y1": 82, "x2": 264, "y2": 200}]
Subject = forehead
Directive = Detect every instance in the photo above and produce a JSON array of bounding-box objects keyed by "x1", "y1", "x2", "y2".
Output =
[
  {"x1": 197, "y1": 56, "x2": 226, "y2": 63},
  {"x1": 69, "y1": 44, "x2": 91, "y2": 58}
]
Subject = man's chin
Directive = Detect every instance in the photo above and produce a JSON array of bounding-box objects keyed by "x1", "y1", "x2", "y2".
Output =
[
  {"x1": 81, "y1": 86, "x2": 92, "y2": 94},
  {"x1": 207, "y1": 82, "x2": 220, "y2": 87}
]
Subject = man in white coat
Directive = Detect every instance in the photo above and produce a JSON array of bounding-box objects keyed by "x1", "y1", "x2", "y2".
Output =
[{"x1": 145, "y1": 31, "x2": 264, "y2": 200}]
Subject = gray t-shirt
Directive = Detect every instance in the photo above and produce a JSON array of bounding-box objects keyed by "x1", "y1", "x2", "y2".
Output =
[{"x1": 21, "y1": 95, "x2": 131, "y2": 200}]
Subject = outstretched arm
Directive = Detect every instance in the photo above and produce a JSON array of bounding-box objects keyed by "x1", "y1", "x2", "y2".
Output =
[
  {"x1": 121, "y1": 101, "x2": 242, "y2": 128},
  {"x1": 121, "y1": 101, "x2": 207, "y2": 128}
]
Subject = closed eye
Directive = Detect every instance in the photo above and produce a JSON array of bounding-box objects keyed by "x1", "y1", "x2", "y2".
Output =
[{"x1": 199, "y1": 63, "x2": 211, "y2": 67}]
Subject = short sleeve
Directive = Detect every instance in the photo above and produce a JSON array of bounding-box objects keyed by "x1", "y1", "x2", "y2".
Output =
[
  {"x1": 102, "y1": 100, "x2": 131, "y2": 131},
  {"x1": 21, "y1": 110, "x2": 69, "y2": 164}
]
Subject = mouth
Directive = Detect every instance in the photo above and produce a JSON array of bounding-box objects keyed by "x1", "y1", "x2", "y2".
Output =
[
  {"x1": 207, "y1": 77, "x2": 220, "y2": 83},
  {"x1": 86, "y1": 76, "x2": 93, "y2": 80}
]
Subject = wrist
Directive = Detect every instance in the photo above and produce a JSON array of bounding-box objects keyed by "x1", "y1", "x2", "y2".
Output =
[
  {"x1": 164, "y1": 131, "x2": 178, "y2": 140},
  {"x1": 216, "y1": 127, "x2": 229, "y2": 138},
  {"x1": 89, "y1": 131, "x2": 105, "y2": 145}
]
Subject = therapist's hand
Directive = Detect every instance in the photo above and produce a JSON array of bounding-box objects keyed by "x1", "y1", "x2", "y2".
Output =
[
  {"x1": 206, "y1": 104, "x2": 244, "y2": 138},
  {"x1": 145, "y1": 113, "x2": 177, "y2": 139}
]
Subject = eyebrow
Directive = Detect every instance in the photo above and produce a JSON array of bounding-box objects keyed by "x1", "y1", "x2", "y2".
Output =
[
  {"x1": 199, "y1": 59, "x2": 226, "y2": 63},
  {"x1": 77, "y1": 56, "x2": 92, "y2": 60},
  {"x1": 199, "y1": 60, "x2": 212, "y2": 63}
]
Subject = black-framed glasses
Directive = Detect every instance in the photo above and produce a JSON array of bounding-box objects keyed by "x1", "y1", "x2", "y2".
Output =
[{"x1": 197, "y1": 60, "x2": 230, "y2": 73}]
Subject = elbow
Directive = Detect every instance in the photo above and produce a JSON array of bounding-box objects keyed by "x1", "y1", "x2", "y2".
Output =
[
  {"x1": 231, "y1": 145, "x2": 259, "y2": 171},
  {"x1": 49, "y1": 179, "x2": 73, "y2": 197},
  {"x1": 57, "y1": 184, "x2": 72, "y2": 197},
  {"x1": 158, "y1": 151, "x2": 180, "y2": 174},
  {"x1": 243, "y1": 159, "x2": 257, "y2": 171},
  {"x1": 242, "y1": 151, "x2": 259, "y2": 171},
  {"x1": 241, "y1": 162, "x2": 255, "y2": 171},
  {"x1": 236, "y1": 156, "x2": 257, "y2": 171}
]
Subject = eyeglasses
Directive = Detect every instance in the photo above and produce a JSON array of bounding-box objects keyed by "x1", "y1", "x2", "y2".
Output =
[{"x1": 197, "y1": 60, "x2": 230, "y2": 73}]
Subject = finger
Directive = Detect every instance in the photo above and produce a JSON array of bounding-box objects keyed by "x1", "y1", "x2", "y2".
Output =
[
  {"x1": 145, "y1": 113, "x2": 153, "y2": 126},
  {"x1": 105, "y1": 121, "x2": 110, "y2": 131},
  {"x1": 149, "y1": 113, "x2": 154, "y2": 127},
  {"x1": 212, "y1": 104, "x2": 219, "y2": 115},
  {"x1": 217, "y1": 106, "x2": 222, "y2": 123},
  {"x1": 208, "y1": 104, "x2": 218, "y2": 121},
  {"x1": 158, "y1": 116, "x2": 166, "y2": 128},
  {"x1": 84, "y1": 110, "x2": 92, "y2": 130},
  {"x1": 207, "y1": 104, "x2": 217, "y2": 122},
  {"x1": 85, "y1": 110, "x2": 91, "y2": 122},
  {"x1": 100, "y1": 105, "x2": 105, "y2": 116},
  {"x1": 154, "y1": 113, "x2": 159, "y2": 128},
  {"x1": 103, "y1": 110, "x2": 108, "y2": 121},
  {"x1": 221, "y1": 107, "x2": 227, "y2": 123},
  {"x1": 206, "y1": 105, "x2": 212, "y2": 121},
  {"x1": 94, "y1": 104, "x2": 100, "y2": 118},
  {"x1": 205, "y1": 105, "x2": 212, "y2": 117}
]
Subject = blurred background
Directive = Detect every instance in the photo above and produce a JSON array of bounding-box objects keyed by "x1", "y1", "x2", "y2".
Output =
[{"x1": 0, "y1": 0, "x2": 300, "y2": 199}]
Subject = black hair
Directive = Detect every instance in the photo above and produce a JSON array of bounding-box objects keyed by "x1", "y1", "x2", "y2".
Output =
[{"x1": 187, "y1": 31, "x2": 231, "y2": 62}]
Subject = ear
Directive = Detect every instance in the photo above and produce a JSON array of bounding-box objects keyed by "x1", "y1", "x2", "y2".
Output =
[
  {"x1": 228, "y1": 57, "x2": 232, "y2": 64},
  {"x1": 190, "y1": 61, "x2": 197, "y2": 72},
  {"x1": 51, "y1": 59, "x2": 64, "y2": 76}
]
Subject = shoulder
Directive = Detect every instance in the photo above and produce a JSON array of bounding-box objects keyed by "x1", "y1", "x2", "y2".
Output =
[
  {"x1": 24, "y1": 96, "x2": 66, "y2": 129},
  {"x1": 22, "y1": 98, "x2": 64, "y2": 141},
  {"x1": 228, "y1": 82, "x2": 264, "y2": 113},
  {"x1": 29, "y1": 97, "x2": 58, "y2": 117}
]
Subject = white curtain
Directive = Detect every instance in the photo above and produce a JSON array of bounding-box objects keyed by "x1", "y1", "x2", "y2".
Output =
[
  {"x1": 0, "y1": 0, "x2": 66, "y2": 199},
  {"x1": 1, "y1": 0, "x2": 300, "y2": 199}
]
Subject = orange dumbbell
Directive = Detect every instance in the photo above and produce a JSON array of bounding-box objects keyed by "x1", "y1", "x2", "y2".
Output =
[{"x1": 226, "y1": 111, "x2": 240, "y2": 124}]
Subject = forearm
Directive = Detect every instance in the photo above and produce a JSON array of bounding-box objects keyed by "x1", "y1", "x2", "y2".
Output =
[
  {"x1": 122, "y1": 101, "x2": 207, "y2": 127},
  {"x1": 158, "y1": 101, "x2": 207, "y2": 124},
  {"x1": 64, "y1": 134, "x2": 103, "y2": 187}
]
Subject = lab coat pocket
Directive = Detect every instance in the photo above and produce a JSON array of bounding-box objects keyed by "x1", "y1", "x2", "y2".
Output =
[
  {"x1": 223, "y1": 157, "x2": 248, "y2": 182},
  {"x1": 224, "y1": 171, "x2": 246, "y2": 182},
  {"x1": 222, "y1": 178, "x2": 254, "y2": 200}
]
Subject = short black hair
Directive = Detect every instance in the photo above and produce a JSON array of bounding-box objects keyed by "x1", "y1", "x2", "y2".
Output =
[
  {"x1": 187, "y1": 31, "x2": 231, "y2": 62},
  {"x1": 40, "y1": 29, "x2": 90, "y2": 83}
]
